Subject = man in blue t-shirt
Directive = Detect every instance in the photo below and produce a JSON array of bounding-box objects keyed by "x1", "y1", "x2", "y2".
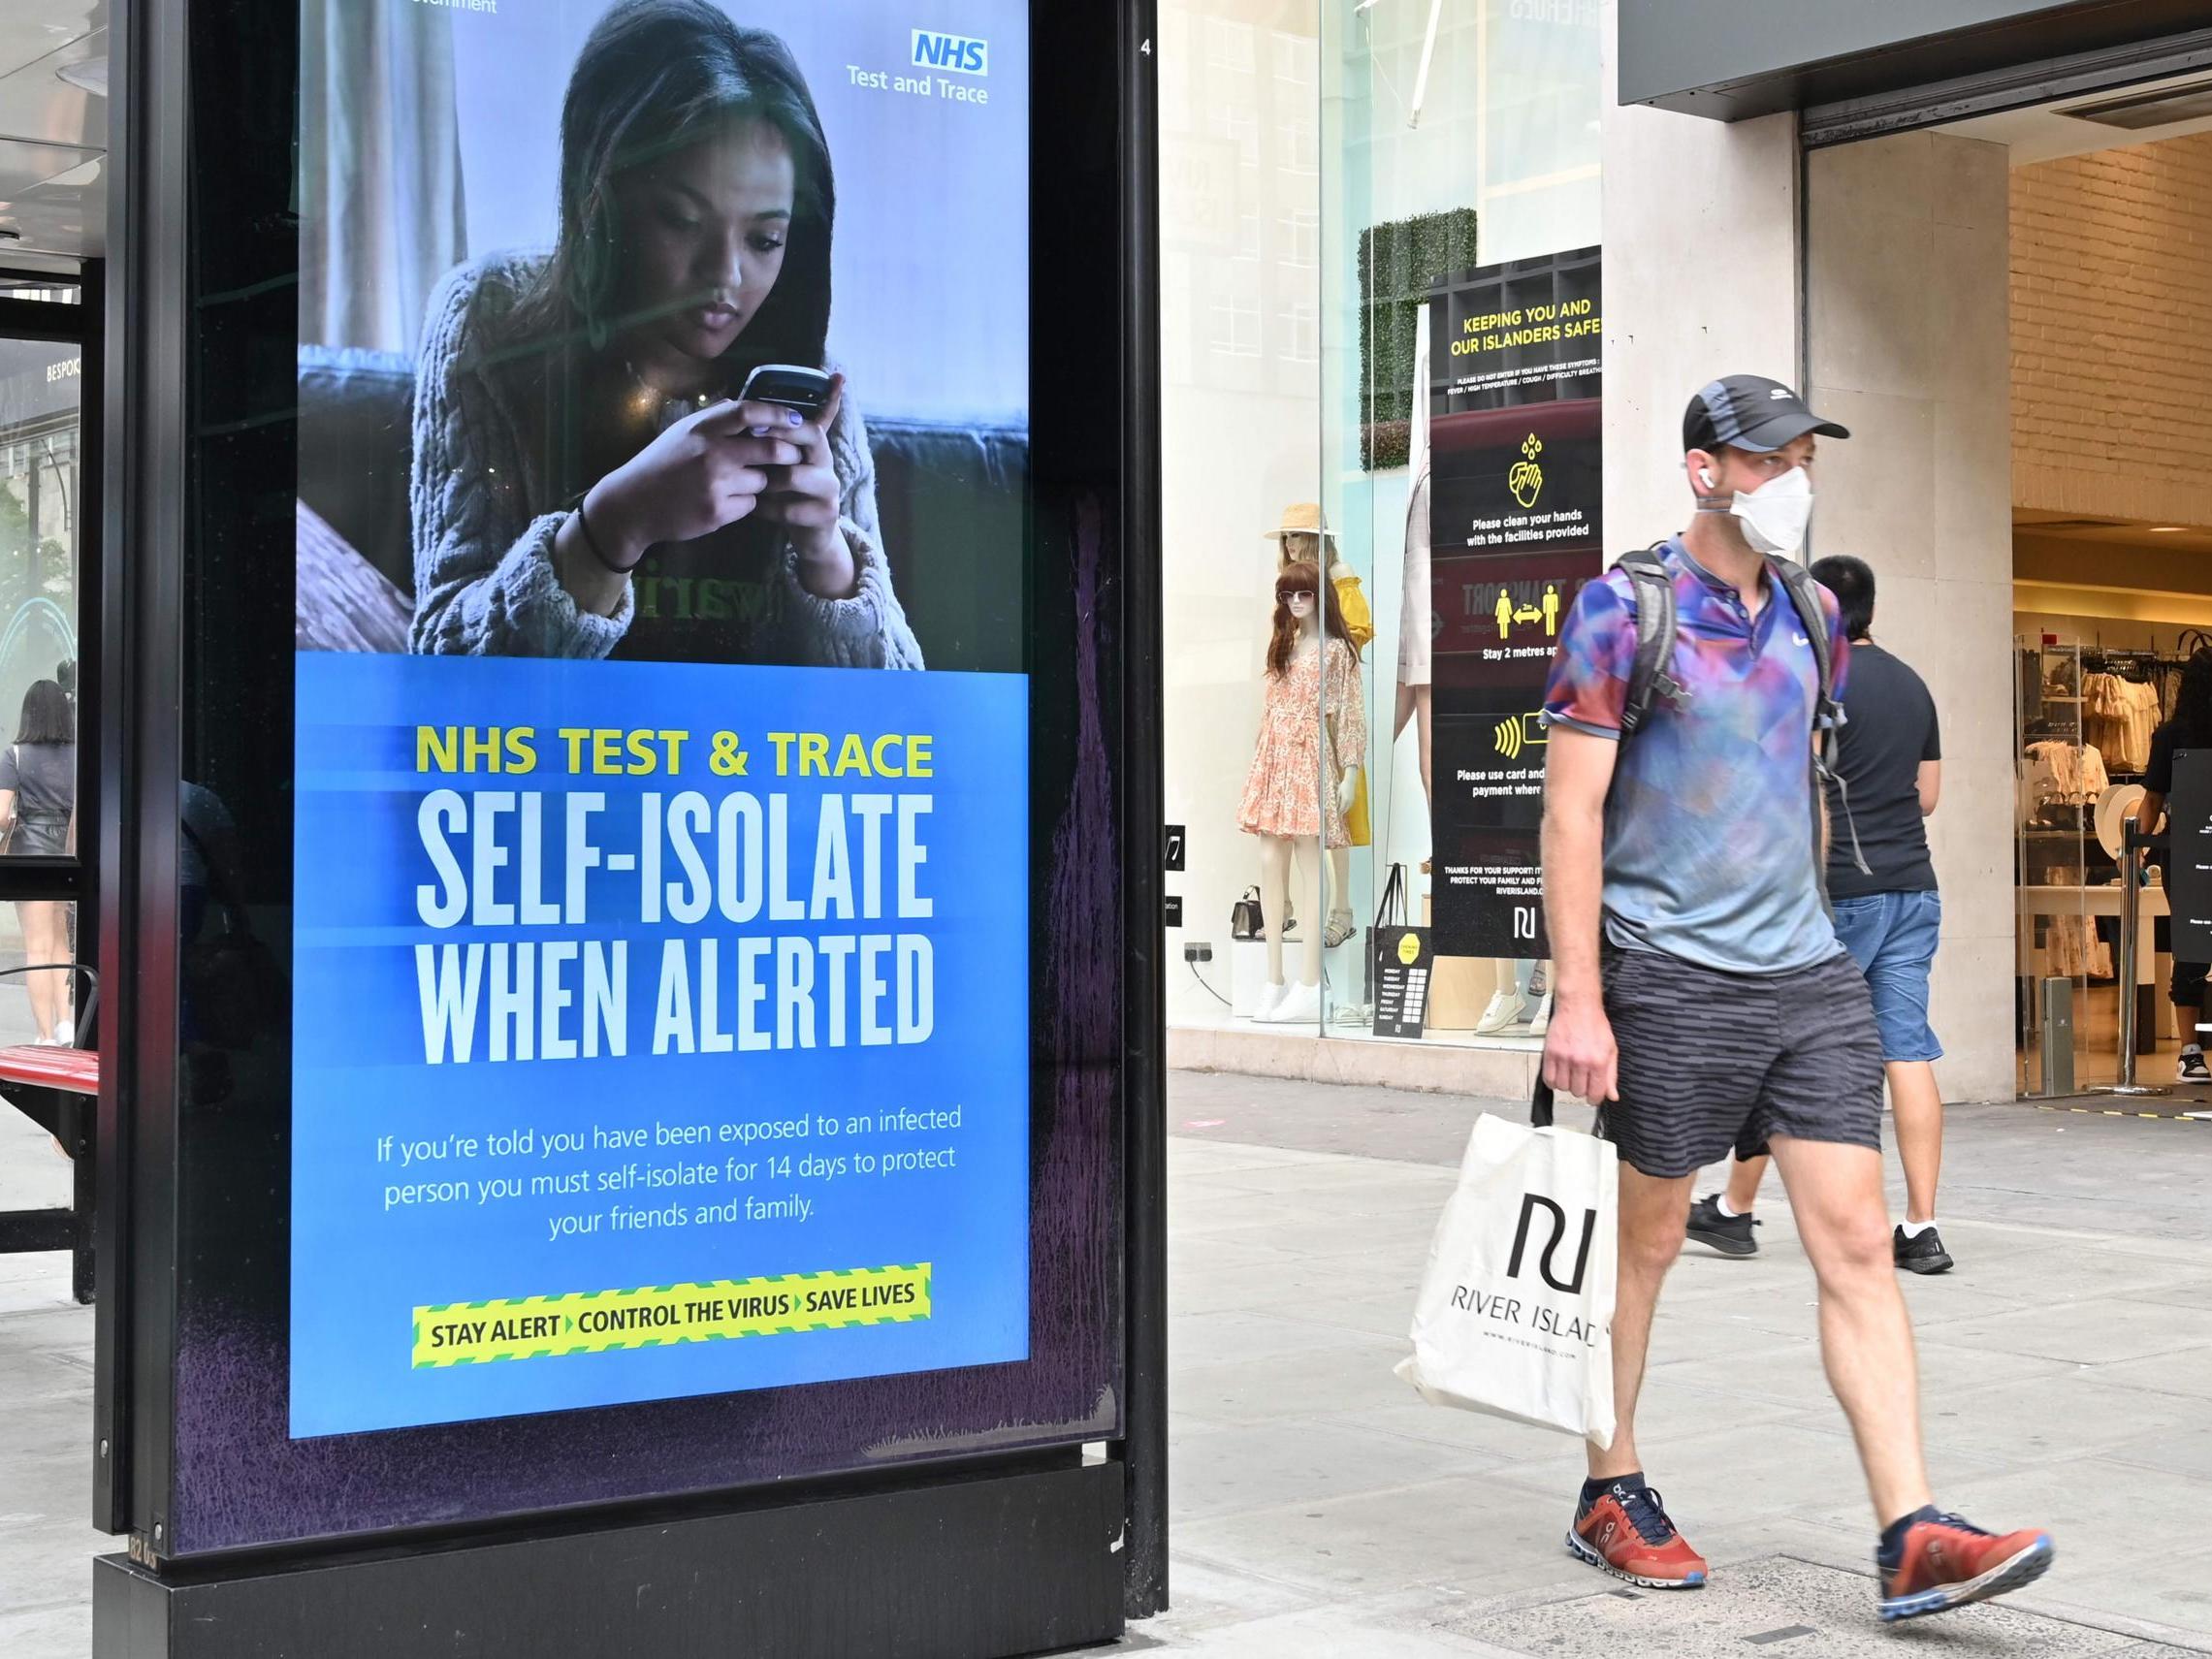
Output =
[
  {"x1": 1538, "y1": 376, "x2": 2050, "y2": 1620},
  {"x1": 1687, "y1": 557, "x2": 1955, "y2": 1275}
]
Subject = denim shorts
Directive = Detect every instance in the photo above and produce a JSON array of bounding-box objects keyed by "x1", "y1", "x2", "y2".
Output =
[{"x1": 1830, "y1": 889, "x2": 1942, "y2": 1064}]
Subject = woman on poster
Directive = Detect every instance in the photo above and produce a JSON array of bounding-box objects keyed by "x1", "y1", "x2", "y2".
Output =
[{"x1": 409, "y1": 0, "x2": 922, "y2": 667}]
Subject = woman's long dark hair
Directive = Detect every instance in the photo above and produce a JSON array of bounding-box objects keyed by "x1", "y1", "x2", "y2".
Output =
[
  {"x1": 1266, "y1": 561, "x2": 1357, "y2": 679},
  {"x1": 497, "y1": 0, "x2": 836, "y2": 463},
  {"x1": 2174, "y1": 648, "x2": 2212, "y2": 750},
  {"x1": 15, "y1": 680, "x2": 72, "y2": 747}
]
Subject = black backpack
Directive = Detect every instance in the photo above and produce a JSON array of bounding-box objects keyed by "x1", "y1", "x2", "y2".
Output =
[{"x1": 1614, "y1": 543, "x2": 1867, "y2": 877}]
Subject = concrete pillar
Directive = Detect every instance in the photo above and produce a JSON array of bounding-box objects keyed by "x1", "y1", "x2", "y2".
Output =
[
  {"x1": 1600, "y1": 0, "x2": 1800, "y2": 546},
  {"x1": 1806, "y1": 132, "x2": 2015, "y2": 1103}
]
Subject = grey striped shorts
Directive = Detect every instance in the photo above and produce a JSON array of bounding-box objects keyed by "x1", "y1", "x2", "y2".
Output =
[{"x1": 1600, "y1": 945, "x2": 1884, "y2": 1180}]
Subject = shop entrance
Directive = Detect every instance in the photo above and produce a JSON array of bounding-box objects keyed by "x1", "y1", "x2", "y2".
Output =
[{"x1": 1805, "y1": 75, "x2": 2212, "y2": 1102}]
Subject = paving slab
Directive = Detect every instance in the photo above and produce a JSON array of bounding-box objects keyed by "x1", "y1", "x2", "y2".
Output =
[{"x1": 1443, "y1": 1554, "x2": 2159, "y2": 1657}]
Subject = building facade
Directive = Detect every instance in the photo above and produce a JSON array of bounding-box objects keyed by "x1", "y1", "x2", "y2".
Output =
[{"x1": 1162, "y1": 0, "x2": 2212, "y2": 1104}]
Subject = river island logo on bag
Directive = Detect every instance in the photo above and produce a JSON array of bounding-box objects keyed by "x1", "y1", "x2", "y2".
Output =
[
  {"x1": 913, "y1": 29, "x2": 989, "y2": 76},
  {"x1": 1507, "y1": 1192, "x2": 1597, "y2": 1294}
]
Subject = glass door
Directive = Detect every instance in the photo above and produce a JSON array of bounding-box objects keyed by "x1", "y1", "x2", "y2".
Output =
[{"x1": 0, "y1": 289, "x2": 93, "y2": 1047}]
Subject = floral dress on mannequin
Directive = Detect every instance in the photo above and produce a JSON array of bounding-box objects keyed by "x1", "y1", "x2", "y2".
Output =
[{"x1": 1237, "y1": 635, "x2": 1368, "y2": 845}]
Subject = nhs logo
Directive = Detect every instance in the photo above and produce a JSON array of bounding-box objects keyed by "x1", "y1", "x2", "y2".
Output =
[{"x1": 912, "y1": 29, "x2": 988, "y2": 77}]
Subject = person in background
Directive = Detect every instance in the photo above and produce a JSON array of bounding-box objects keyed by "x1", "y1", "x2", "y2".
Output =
[
  {"x1": 0, "y1": 679, "x2": 78, "y2": 1044},
  {"x1": 2132, "y1": 646, "x2": 2212, "y2": 1083},
  {"x1": 1686, "y1": 557, "x2": 1952, "y2": 1273}
]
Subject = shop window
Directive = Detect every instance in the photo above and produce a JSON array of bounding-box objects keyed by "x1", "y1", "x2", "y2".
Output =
[
  {"x1": 1208, "y1": 292, "x2": 1263, "y2": 360},
  {"x1": 1203, "y1": 16, "x2": 1257, "y2": 77},
  {"x1": 1209, "y1": 102, "x2": 1261, "y2": 169}
]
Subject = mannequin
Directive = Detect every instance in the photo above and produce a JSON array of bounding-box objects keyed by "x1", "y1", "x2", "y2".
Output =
[
  {"x1": 1236, "y1": 560, "x2": 1367, "y2": 1024},
  {"x1": 1267, "y1": 503, "x2": 1372, "y2": 948},
  {"x1": 1395, "y1": 469, "x2": 1433, "y2": 814}
]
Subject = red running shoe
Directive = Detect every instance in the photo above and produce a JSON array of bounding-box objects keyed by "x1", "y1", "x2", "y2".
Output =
[
  {"x1": 1879, "y1": 1512, "x2": 2055, "y2": 1622},
  {"x1": 1566, "y1": 1482, "x2": 1709, "y2": 1589}
]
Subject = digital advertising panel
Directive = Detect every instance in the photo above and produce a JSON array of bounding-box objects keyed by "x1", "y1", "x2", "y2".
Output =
[{"x1": 292, "y1": 0, "x2": 1036, "y2": 1438}]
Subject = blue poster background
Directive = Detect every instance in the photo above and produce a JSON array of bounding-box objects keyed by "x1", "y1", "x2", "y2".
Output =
[{"x1": 290, "y1": 653, "x2": 1030, "y2": 1438}]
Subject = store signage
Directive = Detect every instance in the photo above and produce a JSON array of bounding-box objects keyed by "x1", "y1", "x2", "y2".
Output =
[
  {"x1": 1372, "y1": 925, "x2": 1433, "y2": 1039},
  {"x1": 2168, "y1": 750, "x2": 2212, "y2": 964},
  {"x1": 1427, "y1": 246, "x2": 1602, "y2": 958},
  {"x1": 289, "y1": 0, "x2": 1035, "y2": 1442}
]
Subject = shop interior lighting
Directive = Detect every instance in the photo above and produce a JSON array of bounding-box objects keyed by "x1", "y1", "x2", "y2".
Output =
[{"x1": 2062, "y1": 78, "x2": 2212, "y2": 130}]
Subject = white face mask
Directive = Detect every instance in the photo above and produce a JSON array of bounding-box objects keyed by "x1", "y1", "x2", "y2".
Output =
[{"x1": 1725, "y1": 463, "x2": 1813, "y2": 557}]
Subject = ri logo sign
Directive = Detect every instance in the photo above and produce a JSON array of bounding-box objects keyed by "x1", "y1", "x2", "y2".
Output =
[{"x1": 913, "y1": 29, "x2": 988, "y2": 77}]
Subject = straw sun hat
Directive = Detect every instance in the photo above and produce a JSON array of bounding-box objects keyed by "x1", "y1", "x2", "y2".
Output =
[{"x1": 1264, "y1": 502, "x2": 1335, "y2": 541}]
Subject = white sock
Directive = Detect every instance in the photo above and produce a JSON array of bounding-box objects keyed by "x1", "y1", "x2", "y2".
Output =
[
  {"x1": 1715, "y1": 1195, "x2": 1747, "y2": 1220},
  {"x1": 1900, "y1": 1219, "x2": 1935, "y2": 1239}
]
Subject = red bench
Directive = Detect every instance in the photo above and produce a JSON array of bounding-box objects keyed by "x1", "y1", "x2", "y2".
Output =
[{"x1": 0, "y1": 966, "x2": 101, "y2": 1304}]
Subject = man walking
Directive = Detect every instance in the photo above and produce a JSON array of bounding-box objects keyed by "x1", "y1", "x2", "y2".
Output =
[
  {"x1": 1537, "y1": 375, "x2": 2052, "y2": 1620},
  {"x1": 1687, "y1": 556, "x2": 1954, "y2": 1273}
]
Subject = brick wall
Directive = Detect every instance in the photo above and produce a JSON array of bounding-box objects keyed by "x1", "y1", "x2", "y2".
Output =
[{"x1": 2012, "y1": 134, "x2": 2212, "y2": 528}]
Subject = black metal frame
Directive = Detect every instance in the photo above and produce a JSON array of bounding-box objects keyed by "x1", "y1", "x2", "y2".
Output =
[
  {"x1": 97, "y1": 0, "x2": 188, "y2": 1547},
  {"x1": 1118, "y1": 0, "x2": 1169, "y2": 1621},
  {"x1": 1803, "y1": 20, "x2": 2212, "y2": 147},
  {"x1": 93, "y1": 0, "x2": 1168, "y2": 1645}
]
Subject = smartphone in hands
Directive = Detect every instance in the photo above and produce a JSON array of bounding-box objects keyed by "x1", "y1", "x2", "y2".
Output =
[{"x1": 737, "y1": 364, "x2": 834, "y2": 416}]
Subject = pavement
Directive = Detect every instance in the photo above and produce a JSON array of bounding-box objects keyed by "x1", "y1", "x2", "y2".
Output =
[
  {"x1": 5, "y1": 1070, "x2": 2212, "y2": 1656},
  {"x1": 1124, "y1": 1072, "x2": 2212, "y2": 1656}
]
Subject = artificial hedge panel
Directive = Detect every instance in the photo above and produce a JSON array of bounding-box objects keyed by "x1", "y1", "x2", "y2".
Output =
[{"x1": 1357, "y1": 207, "x2": 1479, "y2": 472}]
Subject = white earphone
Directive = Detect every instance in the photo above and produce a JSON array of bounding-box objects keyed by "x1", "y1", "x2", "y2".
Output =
[{"x1": 1698, "y1": 466, "x2": 1717, "y2": 489}]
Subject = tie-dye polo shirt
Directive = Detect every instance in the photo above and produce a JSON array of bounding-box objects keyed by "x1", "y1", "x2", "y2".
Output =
[{"x1": 1541, "y1": 536, "x2": 1850, "y2": 976}]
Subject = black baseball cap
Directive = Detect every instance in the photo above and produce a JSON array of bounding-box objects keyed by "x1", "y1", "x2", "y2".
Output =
[{"x1": 1683, "y1": 374, "x2": 1850, "y2": 454}]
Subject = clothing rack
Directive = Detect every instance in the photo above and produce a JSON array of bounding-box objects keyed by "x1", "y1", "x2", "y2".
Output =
[{"x1": 2080, "y1": 648, "x2": 2191, "y2": 681}]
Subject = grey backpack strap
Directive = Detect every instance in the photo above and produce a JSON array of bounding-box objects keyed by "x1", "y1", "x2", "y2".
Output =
[
  {"x1": 1616, "y1": 545, "x2": 1680, "y2": 737},
  {"x1": 1769, "y1": 556, "x2": 1871, "y2": 878}
]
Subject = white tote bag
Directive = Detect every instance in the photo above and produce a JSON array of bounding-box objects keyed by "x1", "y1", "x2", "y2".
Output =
[{"x1": 1395, "y1": 1084, "x2": 1618, "y2": 1447}]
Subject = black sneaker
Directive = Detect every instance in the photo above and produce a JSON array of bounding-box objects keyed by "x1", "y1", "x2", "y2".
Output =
[
  {"x1": 2180, "y1": 1046, "x2": 2211, "y2": 1084},
  {"x1": 1685, "y1": 1195, "x2": 1759, "y2": 1258},
  {"x1": 1894, "y1": 1226, "x2": 1954, "y2": 1275}
]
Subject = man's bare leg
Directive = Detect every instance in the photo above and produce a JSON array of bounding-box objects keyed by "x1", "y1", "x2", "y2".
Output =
[
  {"x1": 1723, "y1": 1152, "x2": 1768, "y2": 1215},
  {"x1": 1888, "y1": 1060, "x2": 1942, "y2": 1225},
  {"x1": 1769, "y1": 1135, "x2": 1933, "y2": 1525},
  {"x1": 1588, "y1": 1165, "x2": 1695, "y2": 1481}
]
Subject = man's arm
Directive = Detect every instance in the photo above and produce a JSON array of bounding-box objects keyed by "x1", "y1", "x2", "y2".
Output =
[
  {"x1": 1541, "y1": 727, "x2": 1619, "y2": 1103},
  {"x1": 1917, "y1": 759, "x2": 1940, "y2": 817}
]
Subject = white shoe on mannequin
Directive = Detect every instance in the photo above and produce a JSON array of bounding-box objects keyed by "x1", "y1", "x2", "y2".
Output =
[
  {"x1": 1261, "y1": 980, "x2": 1321, "y2": 1025},
  {"x1": 1526, "y1": 992, "x2": 1554, "y2": 1037},
  {"x1": 1250, "y1": 979, "x2": 1288, "y2": 1021},
  {"x1": 1473, "y1": 990, "x2": 1526, "y2": 1035}
]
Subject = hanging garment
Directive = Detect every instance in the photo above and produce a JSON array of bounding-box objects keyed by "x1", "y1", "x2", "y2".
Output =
[
  {"x1": 2024, "y1": 740, "x2": 2109, "y2": 809},
  {"x1": 2042, "y1": 915, "x2": 2114, "y2": 981},
  {"x1": 2083, "y1": 675, "x2": 2162, "y2": 772}
]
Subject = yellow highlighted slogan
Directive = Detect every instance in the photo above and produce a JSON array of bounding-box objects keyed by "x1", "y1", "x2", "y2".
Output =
[{"x1": 411, "y1": 1263, "x2": 932, "y2": 1369}]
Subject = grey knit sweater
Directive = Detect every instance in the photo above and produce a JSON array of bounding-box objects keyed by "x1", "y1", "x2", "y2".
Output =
[{"x1": 408, "y1": 252, "x2": 924, "y2": 667}]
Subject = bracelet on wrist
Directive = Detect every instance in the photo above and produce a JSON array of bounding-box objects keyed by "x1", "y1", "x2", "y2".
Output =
[{"x1": 575, "y1": 498, "x2": 637, "y2": 576}]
